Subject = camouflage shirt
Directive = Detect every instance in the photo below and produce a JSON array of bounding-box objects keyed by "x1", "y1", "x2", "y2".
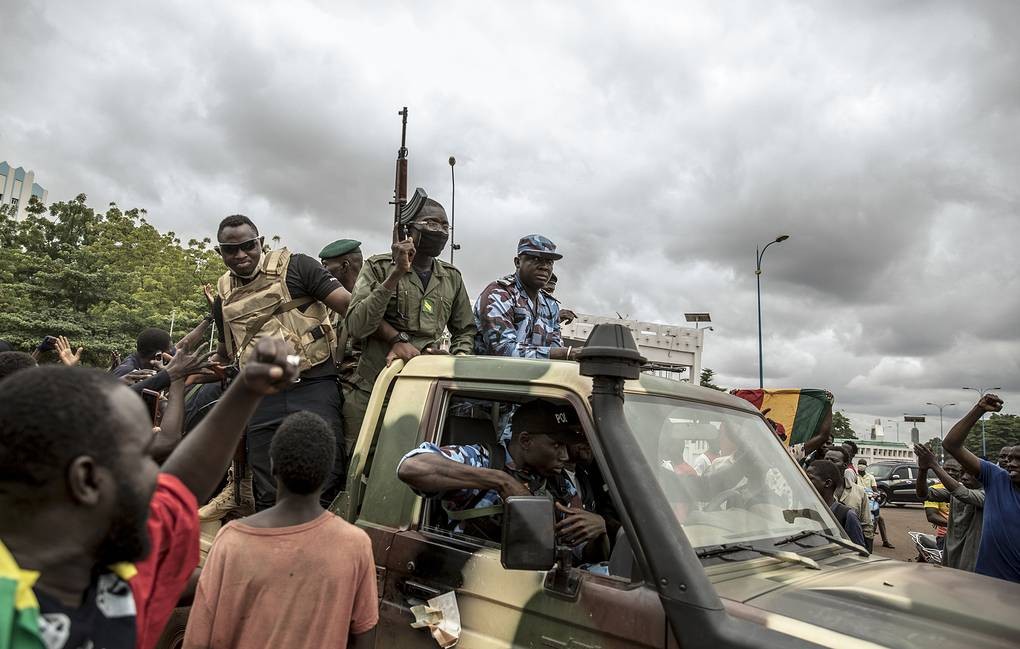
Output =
[
  {"x1": 399, "y1": 441, "x2": 581, "y2": 534},
  {"x1": 473, "y1": 273, "x2": 562, "y2": 358}
]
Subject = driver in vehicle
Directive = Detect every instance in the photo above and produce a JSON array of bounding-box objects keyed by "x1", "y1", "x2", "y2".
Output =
[{"x1": 396, "y1": 400, "x2": 610, "y2": 562}]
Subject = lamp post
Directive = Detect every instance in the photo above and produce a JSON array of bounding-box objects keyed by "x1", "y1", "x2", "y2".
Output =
[
  {"x1": 448, "y1": 156, "x2": 461, "y2": 264},
  {"x1": 925, "y1": 402, "x2": 956, "y2": 461},
  {"x1": 755, "y1": 235, "x2": 789, "y2": 389},
  {"x1": 962, "y1": 386, "x2": 1002, "y2": 458}
]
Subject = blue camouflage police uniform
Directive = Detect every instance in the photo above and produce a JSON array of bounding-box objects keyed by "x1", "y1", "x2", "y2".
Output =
[
  {"x1": 398, "y1": 441, "x2": 582, "y2": 535},
  {"x1": 474, "y1": 234, "x2": 564, "y2": 358}
]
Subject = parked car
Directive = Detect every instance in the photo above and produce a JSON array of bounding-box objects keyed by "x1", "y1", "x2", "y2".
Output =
[{"x1": 866, "y1": 460, "x2": 935, "y2": 505}]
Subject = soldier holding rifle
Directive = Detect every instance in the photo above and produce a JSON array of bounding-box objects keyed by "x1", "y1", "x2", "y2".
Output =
[{"x1": 343, "y1": 108, "x2": 476, "y2": 454}]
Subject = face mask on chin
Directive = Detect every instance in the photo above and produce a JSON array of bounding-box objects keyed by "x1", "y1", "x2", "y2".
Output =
[
  {"x1": 233, "y1": 249, "x2": 263, "y2": 279},
  {"x1": 414, "y1": 230, "x2": 448, "y2": 258}
]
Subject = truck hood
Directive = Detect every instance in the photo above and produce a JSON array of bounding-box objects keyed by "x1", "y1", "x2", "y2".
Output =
[{"x1": 740, "y1": 559, "x2": 1020, "y2": 648}]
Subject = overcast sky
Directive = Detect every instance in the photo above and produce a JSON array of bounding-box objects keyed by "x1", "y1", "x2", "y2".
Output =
[{"x1": 2, "y1": 1, "x2": 1017, "y2": 442}]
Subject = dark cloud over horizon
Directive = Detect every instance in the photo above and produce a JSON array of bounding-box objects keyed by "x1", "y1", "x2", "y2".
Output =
[{"x1": 2, "y1": 0, "x2": 1017, "y2": 438}]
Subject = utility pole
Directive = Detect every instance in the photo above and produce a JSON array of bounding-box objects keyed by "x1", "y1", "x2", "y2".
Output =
[
  {"x1": 755, "y1": 235, "x2": 789, "y2": 388},
  {"x1": 925, "y1": 402, "x2": 956, "y2": 462}
]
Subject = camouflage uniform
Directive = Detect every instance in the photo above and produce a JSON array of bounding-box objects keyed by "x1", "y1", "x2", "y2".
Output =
[
  {"x1": 343, "y1": 253, "x2": 476, "y2": 453},
  {"x1": 398, "y1": 440, "x2": 581, "y2": 541},
  {"x1": 473, "y1": 272, "x2": 563, "y2": 358}
]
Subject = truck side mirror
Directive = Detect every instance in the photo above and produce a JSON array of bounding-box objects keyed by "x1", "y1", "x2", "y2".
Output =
[{"x1": 501, "y1": 496, "x2": 556, "y2": 571}]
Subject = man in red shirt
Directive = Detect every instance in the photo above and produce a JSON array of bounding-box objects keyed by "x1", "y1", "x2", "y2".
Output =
[{"x1": 0, "y1": 338, "x2": 298, "y2": 649}]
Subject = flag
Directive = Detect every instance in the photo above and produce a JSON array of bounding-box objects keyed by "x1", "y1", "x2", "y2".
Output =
[{"x1": 730, "y1": 388, "x2": 833, "y2": 446}]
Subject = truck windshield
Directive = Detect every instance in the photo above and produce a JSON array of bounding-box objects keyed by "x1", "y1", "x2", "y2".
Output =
[{"x1": 622, "y1": 394, "x2": 846, "y2": 550}]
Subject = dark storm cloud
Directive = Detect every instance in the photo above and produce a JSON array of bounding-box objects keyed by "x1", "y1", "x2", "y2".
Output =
[{"x1": 1, "y1": 0, "x2": 1017, "y2": 421}]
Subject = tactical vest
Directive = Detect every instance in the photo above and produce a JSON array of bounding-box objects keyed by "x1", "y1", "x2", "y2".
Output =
[{"x1": 217, "y1": 248, "x2": 336, "y2": 372}]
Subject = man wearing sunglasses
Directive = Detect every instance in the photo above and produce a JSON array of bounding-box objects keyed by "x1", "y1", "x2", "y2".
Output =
[
  {"x1": 211, "y1": 214, "x2": 351, "y2": 513},
  {"x1": 344, "y1": 189, "x2": 477, "y2": 455}
]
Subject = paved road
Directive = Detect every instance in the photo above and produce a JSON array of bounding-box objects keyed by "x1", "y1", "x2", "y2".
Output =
[{"x1": 871, "y1": 504, "x2": 932, "y2": 562}]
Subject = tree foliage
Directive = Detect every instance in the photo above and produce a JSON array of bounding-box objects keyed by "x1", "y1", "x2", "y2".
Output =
[
  {"x1": 699, "y1": 368, "x2": 725, "y2": 391},
  {"x1": 964, "y1": 413, "x2": 1020, "y2": 459},
  {"x1": 0, "y1": 194, "x2": 221, "y2": 365},
  {"x1": 832, "y1": 410, "x2": 857, "y2": 439}
]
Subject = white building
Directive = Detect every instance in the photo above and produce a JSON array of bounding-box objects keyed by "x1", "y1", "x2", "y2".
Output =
[
  {"x1": 561, "y1": 314, "x2": 703, "y2": 382},
  {"x1": 870, "y1": 418, "x2": 885, "y2": 440},
  {"x1": 0, "y1": 161, "x2": 47, "y2": 221},
  {"x1": 835, "y1": 438, "x2": 913, "y2": 465}
]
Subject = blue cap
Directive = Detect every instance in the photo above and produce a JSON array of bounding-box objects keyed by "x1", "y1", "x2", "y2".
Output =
[{"x1": 517, "y1": 234, "x2": 562, "y2": 260}]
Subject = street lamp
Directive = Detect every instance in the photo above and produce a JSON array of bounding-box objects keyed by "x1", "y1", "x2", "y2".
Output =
[
  {"x1": 755, "y1": 235, "x2": 789, "y2": 389},
  {"x1": 448, "y1": 156, "x2": 461, "y2": 264},
  {"x1": 925, "y1": 402, "x2": 956, "y2": 461},
  {"x1": 962, "y1": 386, "x2": 1002, "y2": 458}
]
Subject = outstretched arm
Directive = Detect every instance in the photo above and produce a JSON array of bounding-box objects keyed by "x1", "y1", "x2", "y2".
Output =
[
  {"x1": 804, "y1": 406, "x2": 833, "y2": 456},
  {"x1": 160, "y1": 338, "x2": 297, "y2": 502},
  {"x1": 914, "y1": 443, "x2": 961, "y2": 492},
  {"x1": 174, "y1": 317, "x2": 212, "y2": 352},
  {"x1": 942, "y1": 394, "x2": 1003, "y2": 477},
  {"x1": 397, "y1": 452, "x2": 530, "y2": 500},
  {"x1": 152, "y1": 379, "x2": 186, "y2": 464}
]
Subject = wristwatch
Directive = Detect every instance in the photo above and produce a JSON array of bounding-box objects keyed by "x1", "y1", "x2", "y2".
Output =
[{"x1": 390, "y1": 331, "x2": 411, "y2": 345}]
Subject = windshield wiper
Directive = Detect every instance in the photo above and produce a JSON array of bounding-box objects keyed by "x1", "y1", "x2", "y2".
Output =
[
  {"x1": 696, "y1": 543, "x2": 820, "y2": 570},
  {"x1": 774, "y1": 529, "x2": 869, "y2": 557}
]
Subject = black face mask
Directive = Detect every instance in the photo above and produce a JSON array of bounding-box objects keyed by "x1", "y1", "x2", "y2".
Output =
[{"x1": 414, "y1": 230, "x2": 448, "y2": 257}]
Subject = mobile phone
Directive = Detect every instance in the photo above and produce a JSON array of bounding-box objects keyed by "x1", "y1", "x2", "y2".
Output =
[
  {"x1": 141, "y1": 388, "x2": 163, "y2": 425},
  {"x1": 38, "y1": 336, "x2": 58, "y2": 353}
]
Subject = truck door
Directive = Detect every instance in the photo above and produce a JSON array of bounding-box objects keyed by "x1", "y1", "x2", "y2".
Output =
[
  {"x1": 346, "y1": 371, "x2": 439, "y2": 649},
  {"x1": 377, "y1": 383, "x2": 668, "y2": 648}
]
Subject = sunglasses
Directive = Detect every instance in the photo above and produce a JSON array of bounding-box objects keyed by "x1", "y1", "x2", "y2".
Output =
[
  {"x1": 411, "y1": 220, "x2": 450, "y2": 234},
  {"x1": 215, "y1": 237, "x2": 262, "y2": 255}
]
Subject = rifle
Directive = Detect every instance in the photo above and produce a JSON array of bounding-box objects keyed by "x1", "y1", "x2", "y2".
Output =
[{"x1": 391, "y1": 107, "x2": 409, "y2": 243}]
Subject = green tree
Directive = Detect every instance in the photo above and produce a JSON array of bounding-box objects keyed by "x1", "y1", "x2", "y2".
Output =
[
  {"x1": 964, "y1": 413, "x2": 1020, "y2": 459},
  {"x1": 699, "y1": 368, "x2": 725, "y2": 391},
  {"x1": 0, "y1": 194, "x2": 221, "y2": 365},
  {"x1": 832, "y1": 410, "x2": 857, "y2": 439}
]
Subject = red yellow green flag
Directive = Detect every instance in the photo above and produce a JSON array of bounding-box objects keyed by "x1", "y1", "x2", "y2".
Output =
[{"x1": 730, "y1": 388, "x2": 833, "y2": 446}]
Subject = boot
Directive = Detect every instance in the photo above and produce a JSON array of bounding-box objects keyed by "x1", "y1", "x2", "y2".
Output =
[{"x1": 198, "y1": 468, "x2": 254, "y2": 522}]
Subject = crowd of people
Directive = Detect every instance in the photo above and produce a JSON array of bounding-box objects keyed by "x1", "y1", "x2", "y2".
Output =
[{"x1": 1, "y1": 189, "x2": 1017, "y2": 649}]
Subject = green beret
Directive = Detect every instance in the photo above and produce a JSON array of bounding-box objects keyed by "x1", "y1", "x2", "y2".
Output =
[{"x1": 318, "y1": 239, "x2": 362, "y2": 259}]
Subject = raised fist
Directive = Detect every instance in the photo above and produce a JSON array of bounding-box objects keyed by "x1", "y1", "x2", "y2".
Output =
[
  {"x1": 238, "y1": 337, "x2": 299, "y2": 395},
  {"x1": 978, "y1": 393, "x2": 1003, "y2": 413}
]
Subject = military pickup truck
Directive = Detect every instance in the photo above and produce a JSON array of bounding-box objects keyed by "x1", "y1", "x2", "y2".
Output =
[{"x1": 161, "y1": 324, "x2": 1020, "y2": 649}]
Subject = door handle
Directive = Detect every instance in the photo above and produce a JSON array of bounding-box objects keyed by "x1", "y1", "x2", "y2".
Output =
[{"x1": 402, "y1": 580, "x2": 442, "y2": 600}]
